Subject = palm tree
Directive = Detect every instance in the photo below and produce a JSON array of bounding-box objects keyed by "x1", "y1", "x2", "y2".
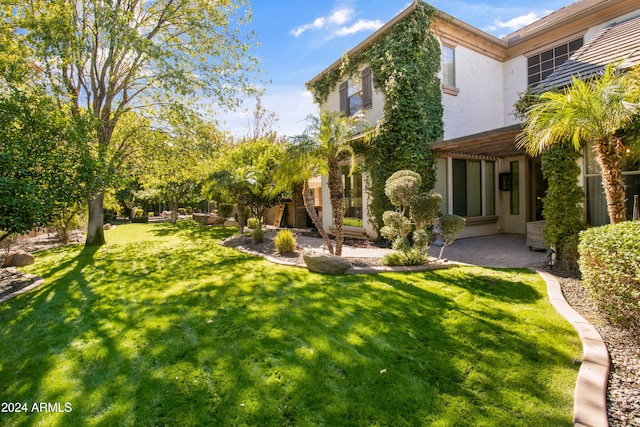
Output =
[
  {"x1": 275, "y1": 141, "x2": 336, "y2": 254},
  {"x1": 278, "y1": 110, "x2": 370, "y2": 255},
  {"x1": 208, "y1": 166, "x2": 257, "y2": 235},
  {"x1": 517, "y1": 64, "x2": 640, "y2": 224},
  {"x1": 301, "y1": 110, "x2": 370, "y2": 256}
]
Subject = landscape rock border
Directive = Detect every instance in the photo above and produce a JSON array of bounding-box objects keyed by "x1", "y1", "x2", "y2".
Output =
[
  {"x1": 536, "y1": 269, "x2": 610, "y2": 427},
  {"x1": 0, "y1": 267, "x2": 45, "y2": 304}
]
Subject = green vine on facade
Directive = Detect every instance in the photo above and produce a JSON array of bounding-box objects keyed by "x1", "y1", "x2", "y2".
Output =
[
  {"x1": 514, "y1": 86, "x2": 585, "y2": 267},
  {"x1": 305, "y1": 1, "x2": 444, "y2": 233}
]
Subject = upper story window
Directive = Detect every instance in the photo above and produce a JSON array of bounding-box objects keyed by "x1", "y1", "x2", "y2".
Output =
[
  {"x1": 441, "y1": 45, "x2": 456, "y2": 87},
  {"x1": 527, "y1": 37, "x2": 583, "y2": 86},
  {"x1": 339, "y1": 67, "x2": 372, "y2": 116}
]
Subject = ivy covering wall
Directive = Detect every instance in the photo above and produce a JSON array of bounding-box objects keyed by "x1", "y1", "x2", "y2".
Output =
[
  {"x1": 306, "y1": 1, "x2": 444, "y2": 233},
  {"x1": 540, "y1": 144, "x2": 585, "y2": 265}
]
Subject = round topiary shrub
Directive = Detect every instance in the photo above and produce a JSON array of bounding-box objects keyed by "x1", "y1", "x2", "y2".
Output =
[{"x1": 274, "y1": 229, "x2": 296, "y2": 255}]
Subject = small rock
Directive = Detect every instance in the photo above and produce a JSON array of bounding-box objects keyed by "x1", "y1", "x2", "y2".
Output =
[
  {"x1": 3, "y1": 250, "x2": 35, "y2": 267},
  {"x1": 103, "y1": 223, "x2": 112, "y2": 230},
  {"x1": 380, "y1": 369, "x2": 387, "y2": 375}
]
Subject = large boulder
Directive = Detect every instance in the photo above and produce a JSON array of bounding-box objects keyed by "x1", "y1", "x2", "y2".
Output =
[
  {"x1": 3, "y1": 250, "x2": 35, "y2": 267},
  {"x1": 193, "y1": 213, "x2": 218, "y2": 225},
  {"x1": 303, "y1": 252, "x2": 352, "y2": 275}
]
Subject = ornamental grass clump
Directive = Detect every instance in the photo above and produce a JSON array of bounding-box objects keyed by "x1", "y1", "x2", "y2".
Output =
[
  {"x1": 274, "y1": 229, "x2": 296, "y2": 255},
  {"x1": 252, "y1": 227, "x2": 264, "y2": 244}
]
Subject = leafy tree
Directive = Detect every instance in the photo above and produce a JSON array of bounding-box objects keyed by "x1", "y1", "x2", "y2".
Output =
[
  {"x1": 292, "y1": 110, "x2": 370, "y2": 256},
  {"x1": 0, "y1": 88, "x2": 90, "y2": 244},
  {"x1": 2, "y1": 0, "x2": 261, "y2": 245},
  {"x1": 139, "y1": 111, "x2": 223, "y2": 223},
  {"x1": 517, "y1": 64, "x2": 640, "y2": 224},
  {"x1": 207, "y1": 165, "x2": 257, "y2": 235},
  {"x1": 239, "y1": 139, "x2": 286, "y2": 225}
]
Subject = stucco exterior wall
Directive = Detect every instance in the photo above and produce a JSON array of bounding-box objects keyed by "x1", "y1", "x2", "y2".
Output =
[
  {"x1": 502, "y1": 56, "x2": 527, "y2": 126},
  {"x1": 441, "y1": 44, "x2": 505, "y2": 140},
  {"x1": 324, "y1": 64, "x2": 385, "y2": 127}
]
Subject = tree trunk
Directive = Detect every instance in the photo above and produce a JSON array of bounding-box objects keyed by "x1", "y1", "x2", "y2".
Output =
[
  {"x1": 237, "y1": 187, "x2": 246, "y2": 235},
  {"x1": 170, "y1": 200, "x2": 179, "y2": 224},
  {"x1": 302, "y1": 180, "x2": 334, "y2": 254},
  {"x1": 86, "y1": 192, "x2": 105, "y2": 246},
  {"x1": 594, "y1": 137, "x2": 627, "y2": 224},
  {"x1": 327, "y1": 160, "x2": 345, "y2": 256}
]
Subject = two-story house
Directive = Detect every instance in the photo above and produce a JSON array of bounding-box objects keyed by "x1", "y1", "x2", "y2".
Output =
[{"x1": 306, "y1": 0, "x2": 640, "y2": 242}]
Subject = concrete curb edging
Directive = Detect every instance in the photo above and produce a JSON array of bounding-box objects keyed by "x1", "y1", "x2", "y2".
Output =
[
  {"x1": 535, "y1": 269, "x2": 610, "y2": 427},
  {"x1": 0, "y1": 267, "x2": 45, "y2": 304},
  {"x1": 232, "y1": 244, "x2": 462, "y2": 273}
]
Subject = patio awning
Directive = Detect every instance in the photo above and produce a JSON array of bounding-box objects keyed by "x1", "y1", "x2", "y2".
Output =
[{"x1": 430, "y1": 124, "x2": 525, "y2": 160}]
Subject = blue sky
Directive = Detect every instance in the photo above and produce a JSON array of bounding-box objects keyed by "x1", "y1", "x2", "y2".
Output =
[{"x1": 220, "y1": 0, "x2": 574, "y2": 137}]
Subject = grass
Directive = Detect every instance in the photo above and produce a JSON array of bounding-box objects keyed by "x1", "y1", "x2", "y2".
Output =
[
  {"x1": 0, "y1": 221, "x2": 581, "y2": 426},
  {"x1": 343, "y1": 217, "x2": 364, "y2": 227}
]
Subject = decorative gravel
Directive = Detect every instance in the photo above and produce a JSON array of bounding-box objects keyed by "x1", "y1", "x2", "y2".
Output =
[{"x1": 558, "y1": 275, "x2": 640, "y2": 426}]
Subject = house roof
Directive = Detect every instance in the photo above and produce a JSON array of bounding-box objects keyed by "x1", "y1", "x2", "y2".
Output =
[
  {"x1": 430, "y1": 124, "x2": 524, "y2": 160},
  {"x1": 536, "y1": 13, "x2": 640, "y2": 90},
  {"x1": 307, "y1": 0, "x2": 640, "y2": 86}
]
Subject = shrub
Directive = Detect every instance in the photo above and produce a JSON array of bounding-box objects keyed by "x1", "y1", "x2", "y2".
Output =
[
  {"x1": 218, "y1": 203, "x2": 234, "y2": 219},
  {"x1": 404, "y1": 248, "x2": 428, "y2": 266},
  {"x1": 274, "y1": 229, "x2": 296, "y2": 255},
  {"x1": 391, "y1": 236, "x2": 410, "y2": 252},
  {"x1": 381, "y1": 249, "x2": 427, "y2": 266},
  {"x1": 382, "y1": 252, "x2": 407, "y2": 266},
  {"x1": 132, "y1": 208, "x2": 144, "y2": 218},
  {"x1": 252, "y1": 227, "x2": 264, "y2": 244},
  {"x1": 147, "y1": 212, "x2": 154, "y2": 217},
  {"x1": 131, "y1": 216, "x2": 149, "y2": 223},
  {"x1": 247, "y1": 218, "x2": 259, "y2": 229},
  {"x1": 437, "y1": 214, "x2": 465, "y2": 259},
  {"x1": 578, "y1": 221, "x2": 640, "y2": 328},
  {"x1": 380, "y1": 211, "x2": 412, "y2": 241},
  {"x1": 385, "y1": 170, "x2": 422, "y2": 211},
  {"x1": 185, "y1": 206, "x2": 193, "y2": 215},
  {"x1": 177, "y1": 208, "x2": 187, "y2": 215}
]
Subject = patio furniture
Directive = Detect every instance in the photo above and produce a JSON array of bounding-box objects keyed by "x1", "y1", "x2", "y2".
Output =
[{"x1": 526, "y1": 220, "x2": 546, "y2": 251}]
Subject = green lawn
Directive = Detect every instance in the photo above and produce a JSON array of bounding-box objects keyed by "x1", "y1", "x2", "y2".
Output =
[{"x1": 0, "y1": 222, "x2": 581, "y2": 426}]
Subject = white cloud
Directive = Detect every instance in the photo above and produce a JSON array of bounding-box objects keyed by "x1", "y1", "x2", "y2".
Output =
[
  {"x1": 486, "y1": 11, "x2": 547, "y2": 32},
  {"x1": 335, "y1": 19, "x2": 384, "y2": 37},
  {"x1": 329, "y1": 8, "x2": 353, "y2": 25},
  {"x1": 291, "y1": 7, "x2": 354, "y2": 37},
  {"x1": 290, "y1": 6, "x2": 382, "y2": 40}
]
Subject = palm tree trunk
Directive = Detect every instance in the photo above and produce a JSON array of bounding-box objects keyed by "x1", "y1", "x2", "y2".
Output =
[
  {"x1": 302, "y1": 181, "x2": 334, "y2": 254},
  {"x1": 594, "y1": 137, "x2": 627, "y2": 224},
  {"x1": 327, "y1": 161, "x2": 345, "y2": 256}
]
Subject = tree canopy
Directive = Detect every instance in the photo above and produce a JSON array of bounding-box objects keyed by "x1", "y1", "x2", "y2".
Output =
[
  {"x1": 517, "y1": 64, "x2": 640, "y2": 224},
  {"x1": 1, "y1": 0, "x2": 262, "y2": 245},
  {"x1": 0, "y1": 88, "x2": 90, "y2": 243}
]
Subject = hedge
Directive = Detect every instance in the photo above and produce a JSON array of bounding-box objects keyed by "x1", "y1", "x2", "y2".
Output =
[{"x1": 578, "y1": 221, "x2": 640, "y2": 328}]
